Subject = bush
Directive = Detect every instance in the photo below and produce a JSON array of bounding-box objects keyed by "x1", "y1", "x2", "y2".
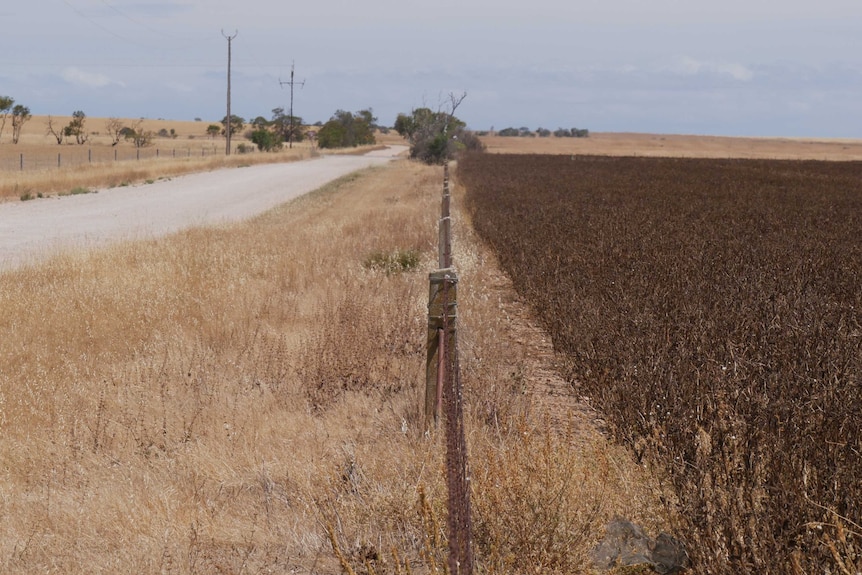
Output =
[
  {"x1": 249, "y1": 128, "x2": 283, "y2": 152},
  {"x1": 317, "y1": 109, "x2": 376, "y2": 149},
  {"x1": 394, "y1": 104, "x2": 485, "y2": 164}
]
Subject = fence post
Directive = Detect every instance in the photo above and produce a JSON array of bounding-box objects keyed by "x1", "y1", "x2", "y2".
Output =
[
  {"x1": 20, "y1": 153, "x2": 23, "y2": 171},
  {"x1": 426, "y1": 268, "x2": 457, "y2": 429},
  {"x1": 58, "y1": 153, "x2": 61, "y2": 168},
  {"x1": 439, "y1": 162, "x2": 453, "y2": 268},
  {"x1": 88, "y1": 148, "x2": 92, "y2": 164},
  {"x1": 425, "y1": 161, "x2": 473, "y2": 575}
]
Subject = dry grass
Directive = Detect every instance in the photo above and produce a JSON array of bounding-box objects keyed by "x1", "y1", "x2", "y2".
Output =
[
  {"x1": 0, "y1": 159, "x2": 668, "y2": 573},
  {"x1": 480, "y1": 132, "x2": 862, "y2": 160}
]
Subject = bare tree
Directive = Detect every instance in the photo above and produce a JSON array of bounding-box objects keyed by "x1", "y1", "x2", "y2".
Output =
[
  {"x1": 45, "y1": 115, "x2": 65, "y2": 145},
  {"x1": 446, "y1": 91, "x2": 467, "y2": 124},
  {"x1": 105, "y1": 117, "x2": 125, "y2": 146}
]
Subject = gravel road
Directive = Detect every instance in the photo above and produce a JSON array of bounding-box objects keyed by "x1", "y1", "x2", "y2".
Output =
[{"x1": 0, "y1": 146, "x2": 407, "y2": 270}]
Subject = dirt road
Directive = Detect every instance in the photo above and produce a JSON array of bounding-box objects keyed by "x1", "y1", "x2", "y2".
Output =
[{"x1": 0, "y1": 146, "x2": 407, "y2": 270}]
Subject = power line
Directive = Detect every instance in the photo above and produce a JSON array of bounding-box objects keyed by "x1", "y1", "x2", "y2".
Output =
[
  {"x1": 59, "y1": 0, "x2": 133, "y2": 43},
  {"x1": 97, "y1": 0, "x2": 178, "y2": 39},
  {"x1": 279, "y1": 62, "x2": 305, "y2": 148},
  {"x1": 222, "y1": 29, "x2": 238, "y2": 156}
]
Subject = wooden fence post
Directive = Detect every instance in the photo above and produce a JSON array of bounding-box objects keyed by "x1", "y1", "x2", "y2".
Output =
[{"x1": 426, "y1": 268, "x2": 458, "y2": 429}]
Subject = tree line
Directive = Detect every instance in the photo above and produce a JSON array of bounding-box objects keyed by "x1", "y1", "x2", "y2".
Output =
[
  {"x1": 493, "y1": 126, "x2": 589, "y2": 138},
  {"x1": 5, "y1": 90, "x2": 487, "y2": 165}
]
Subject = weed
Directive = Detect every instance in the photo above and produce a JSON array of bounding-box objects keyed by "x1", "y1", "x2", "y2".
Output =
[
  {"x1": 363, "y1": 249, "x2": 421, "y2": 275},
  {"x1": 59, "y1": 186, "x2": 93, "y2": 196}
]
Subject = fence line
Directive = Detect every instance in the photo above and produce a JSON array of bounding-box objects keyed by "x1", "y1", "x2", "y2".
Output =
[
  {"x1": 0, "y1": 144, "x2": 254, "y2": 173},
  {"x1": 425, "y1": 161, "x2": 473, "y2": 575}
]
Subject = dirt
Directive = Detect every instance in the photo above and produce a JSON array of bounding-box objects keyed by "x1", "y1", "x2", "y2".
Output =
[
  {"x1": 0, "y1": 146, "x2": 407, "y2": 270},
  {"x1": 478, "y1": 259, "x2": 606, "y2": 439}
]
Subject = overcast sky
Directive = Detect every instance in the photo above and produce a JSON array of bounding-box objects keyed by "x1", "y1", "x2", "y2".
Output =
[{"x1": 2, "y1": 1, "x2": 861, "y2": 137}]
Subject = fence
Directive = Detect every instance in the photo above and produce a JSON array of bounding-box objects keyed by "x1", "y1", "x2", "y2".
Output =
[
  {"x1": 425, "y1": 162, "x2": 473, "y2": 575},
  {"x1": 0, "y1": 144, "x2": 255, "y2": 172}
]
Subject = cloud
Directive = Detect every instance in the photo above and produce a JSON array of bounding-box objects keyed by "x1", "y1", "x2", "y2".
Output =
[
  {"x1": 61, "y1": 67, "x2": 125, "y2": 89},
  {"x1": 665, "y1": 57, "x2": 755, "y2": 81}
]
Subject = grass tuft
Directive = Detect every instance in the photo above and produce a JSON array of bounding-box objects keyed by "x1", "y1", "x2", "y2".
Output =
[{"x1": 363, "y1": 249, "x2": 421, "y2": 274}]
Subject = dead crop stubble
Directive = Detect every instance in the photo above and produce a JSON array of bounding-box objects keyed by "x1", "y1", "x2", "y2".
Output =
[
  {"x1": 459, "y1": 152, "x2": 862, "y2": 574},
  {"x1": 0, "y1": 159, "x2": 666, "y2": 574}
]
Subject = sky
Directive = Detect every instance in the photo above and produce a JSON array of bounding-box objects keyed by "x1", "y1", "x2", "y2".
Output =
[{"x1": 1, "y1": 0, "x2": 861, "y2": 137}]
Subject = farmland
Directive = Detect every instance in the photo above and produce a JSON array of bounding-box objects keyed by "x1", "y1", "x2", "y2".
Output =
[
  {"x1": 0, "y1": 158, "x2": 667, "y2": 573},
  {"x1": 459, "y1": 153, "x2": 862, "y2": 573}
]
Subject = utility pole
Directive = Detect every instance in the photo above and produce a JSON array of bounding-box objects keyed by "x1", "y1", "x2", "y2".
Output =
[
  {"x1": 222, "y1": 29, "x2": 238, "y2": 156},
  {"x1": 279, "y1": 62, "x2": 305, "y2": 148}
]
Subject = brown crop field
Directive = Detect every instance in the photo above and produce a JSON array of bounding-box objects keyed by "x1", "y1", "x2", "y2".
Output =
[{"x1": 459, "y1": 153, "x2": 862, "y2": 573}]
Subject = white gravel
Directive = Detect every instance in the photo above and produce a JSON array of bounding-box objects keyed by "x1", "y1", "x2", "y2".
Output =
[{"x1": 0, "y1": 146, "x2": 407, "y2": 270}]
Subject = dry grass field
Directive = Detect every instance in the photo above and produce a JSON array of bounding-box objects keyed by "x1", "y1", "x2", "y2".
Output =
[
  {"x1": 479, "y1": 131, "x2": 862, "y2": 160},
  {"x1": 0, "y1": 159, "x2": 669, "y2": 573}
]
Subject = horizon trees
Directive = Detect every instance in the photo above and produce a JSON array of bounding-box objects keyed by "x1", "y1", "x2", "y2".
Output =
[{"x1": 317, "y1": 109, "x2": 376, "y2": 149}]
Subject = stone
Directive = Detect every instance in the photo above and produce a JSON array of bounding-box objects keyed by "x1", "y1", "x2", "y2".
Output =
[{"x1": 591, "y1": 518, "x2": 689, "y2": 574}]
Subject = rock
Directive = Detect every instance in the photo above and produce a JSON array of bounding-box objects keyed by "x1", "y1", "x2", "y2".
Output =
[{"x1": 591, "y1": 518, "x2": 689, "y2": 574}]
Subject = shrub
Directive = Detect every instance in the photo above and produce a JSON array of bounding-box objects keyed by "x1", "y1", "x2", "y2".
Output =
[{"x1": 249, "y1": 128, "x2": 282, "y2": 152}]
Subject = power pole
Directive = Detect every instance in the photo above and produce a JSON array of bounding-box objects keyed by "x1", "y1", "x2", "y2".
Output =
[
  {"x1": 279, "y1": 62, "x2": 305, "y2": 148},
  {"x1": 222, "y1": 29, "x2": 238, "y2": 156}
]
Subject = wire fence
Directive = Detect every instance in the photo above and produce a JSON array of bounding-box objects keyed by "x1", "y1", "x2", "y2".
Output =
[
  {"x1": 0, "y1": 143, "x2": 256, "y2": 172},
  {"x1": 425, "y1": 162, "x2": 473, "y2": 575}
]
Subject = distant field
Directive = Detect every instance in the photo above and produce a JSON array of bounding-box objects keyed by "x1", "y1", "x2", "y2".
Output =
[
  {"x1": 479, "y1": 132, "x2": 862, "y2": 160},
  {"x1": 0, "y1": 115, "x2": 307, "y2": 172}
]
